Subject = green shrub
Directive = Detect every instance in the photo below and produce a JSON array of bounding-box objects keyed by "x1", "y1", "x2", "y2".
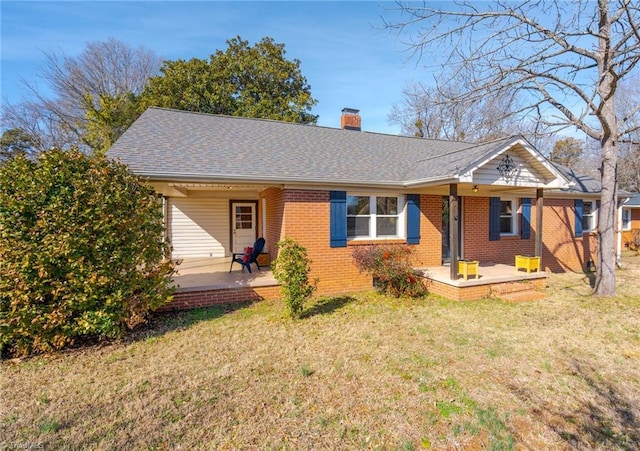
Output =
[
  {"x1": 352, "y1": 244, "x2": 427, "y2": 297},
  {"x1": 0, "y1": 149, "x2": 175, "y2": 357},
  {"x1": 272, "y1": 238, "x2": 317, "y2": 318}
]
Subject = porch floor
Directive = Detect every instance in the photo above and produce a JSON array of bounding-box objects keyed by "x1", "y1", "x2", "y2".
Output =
[
  {"x1": 172, "y1": 257, "x2": 277, "y2": 292},
  {"x1": 420, "y1": 261, "x2": 547, "y2": 287}
]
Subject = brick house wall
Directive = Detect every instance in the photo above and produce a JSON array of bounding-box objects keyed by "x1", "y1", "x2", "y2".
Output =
[
  {"x1": 260, "y1": 188, "x2": 599, "y2": 298},
  {"x1": 461, "y1": 197, "x2": 536, "y2": 265},
  {"x1": 541, "y1": 198, "x2": 597, "y2": 272}
]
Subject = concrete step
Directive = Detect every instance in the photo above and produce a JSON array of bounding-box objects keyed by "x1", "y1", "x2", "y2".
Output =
[
  {"x1": 493, "y1": 282, "x2": 537, "y2": 294},
  {"x1": 499, "y1": 290, "x2": 547, "y2": 303}
]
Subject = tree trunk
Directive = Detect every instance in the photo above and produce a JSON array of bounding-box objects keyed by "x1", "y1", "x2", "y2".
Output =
[
  {"x1": 595, "y1": 135, "x2": 617, "y2": 296},
  {"x1": 594, "y1": 0, "x2": 617, "y2": 296}
]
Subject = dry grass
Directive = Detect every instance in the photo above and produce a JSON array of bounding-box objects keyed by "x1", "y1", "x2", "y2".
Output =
[{"x1": 2, "y1": 256, "x2": 640, "y2": 450}]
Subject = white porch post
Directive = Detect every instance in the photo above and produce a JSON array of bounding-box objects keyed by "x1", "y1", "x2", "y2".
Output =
[
  {"x1": 449, "y1": 184, "x2": 459, "y2": 280},
  {"x1": 617, "y1": 200, "x2": 623, "y2": 267},
  {"x1": 535, "y1": 188, "x2": 543, "y2": 262}
]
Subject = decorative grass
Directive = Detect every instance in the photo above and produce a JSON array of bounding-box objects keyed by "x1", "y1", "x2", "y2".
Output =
[{"x1": 2, "y1": 257, "x2": 640, "y2": 449}]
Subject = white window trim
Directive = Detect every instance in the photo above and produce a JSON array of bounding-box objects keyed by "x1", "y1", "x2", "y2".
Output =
[
  {"x1": 622, "y1": 208, "x2": 632, "y2": 231},
  {"x1": 582, "y1": 200, "x2": 597, "y2": 233},
  {"x1": 347, "y1": 194, "x2": 405, "y2": 240},
  {"x1": 500, "y1": 197, "x2": 518, "y2": 236}
]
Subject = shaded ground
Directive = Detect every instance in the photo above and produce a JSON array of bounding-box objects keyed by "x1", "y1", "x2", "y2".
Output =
[{"x1": 1, "y1": 256, "x2": 639, "y2": 450}]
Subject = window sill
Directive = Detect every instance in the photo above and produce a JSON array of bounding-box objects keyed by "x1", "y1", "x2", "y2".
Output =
[{"x1": 347, "y1": 238, "x2": 406, "y2": 246}]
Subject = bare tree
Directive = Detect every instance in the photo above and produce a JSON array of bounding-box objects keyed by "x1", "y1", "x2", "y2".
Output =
[
  {"x1": 385, "y1": 0, "x2": 640, "y2": 296},
  {"x1": 1, "y1": 38, "x2": 160, "y2": 153},
  {"x1": 389, "y1": 79, "x2": 553, "y2": 146}
]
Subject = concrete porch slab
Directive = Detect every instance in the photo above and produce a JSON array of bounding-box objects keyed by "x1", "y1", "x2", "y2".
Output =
[
  {"x1": 172, "y1": 257, "x2": 278, "y2": 292},
  {"x1": 420, "y1": 262, "x2": 547, "y2": 287}
]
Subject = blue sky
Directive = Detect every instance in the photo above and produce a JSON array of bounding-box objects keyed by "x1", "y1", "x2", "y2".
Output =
[{"x1": 1, "y1": 1, "x2": 434, "y2": 134}]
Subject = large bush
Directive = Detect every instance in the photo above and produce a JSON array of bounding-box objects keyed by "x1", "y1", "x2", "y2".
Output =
[
  {"x1": 272, "y1": 238, "x2": 317, "y2": 318},
  {"x1": 0, "y1": 149, "x2": 174, "y2": 357},
  {"x1": 352, "y1": 244, "x2": 427, "y2": 298}
]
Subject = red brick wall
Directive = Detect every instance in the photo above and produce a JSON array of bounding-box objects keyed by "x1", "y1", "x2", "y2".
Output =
[
  {"x1": 541, "y1": 198, "x2": 597, "y2": 272},
  {"x1": 462, "y1": 197, "x2": 536, "y2": 264},
  {"x1": 260, "y1": 187, "x2": 284, "y2": 258},
  {"x1": 280, "y1": 189, "x2": 373, "y2": 295},
  {"x1": 260, "y1": 189, "x2": 598, "y2": 299},
  {"x1": 415, "y1": 194, "x2": 443, "y2": 267},
  {"x1": 458, "y1": 197, "x2": 596, "y2": 273},
  {"x1": 158, "y1": 285, "x2": 281, "y2": 311},
  {"x1": 622, "y1": 208, "x2": 640, "y2": 249}
]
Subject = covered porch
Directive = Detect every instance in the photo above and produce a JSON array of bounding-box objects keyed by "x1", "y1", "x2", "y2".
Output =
[
  {"x1": 162, "y1": 257, "x2": 280, "y2": 311},
  {"x1": 164, "y1": 257, "x2": 546, "y2": 310}
]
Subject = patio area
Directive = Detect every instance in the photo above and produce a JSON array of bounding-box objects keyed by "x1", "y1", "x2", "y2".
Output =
[
  {"x1": 168, "y1": 257, "x2": 547, "y2": 306},
  {"x1": 422, "y1": 262, "x2": 547, "y2": 286},
  {"x1": 172, "y1": 257, "x2": 277, "y2": 291},
  {"x1": 419, "y1": 262, "x2": 547, "y2": 302}
]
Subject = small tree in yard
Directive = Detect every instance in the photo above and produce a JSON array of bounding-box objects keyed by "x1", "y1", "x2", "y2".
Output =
[
  {"x1": 0, "y1": 149, "x2": 174, "y2": 357},
  {"x1": 352, "y1": 244, "x2": 427, "y2": 298},
  {"x1": 272, "y1": 238, "x2": 317, "y2": 318}
]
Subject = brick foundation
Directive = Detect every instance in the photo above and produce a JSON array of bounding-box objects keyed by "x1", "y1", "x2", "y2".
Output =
[
  {"x1": 427, "y1": 277, "x2": 546, "y2": 301},
  {"x1": 158, "y1": 285, "x2": 281, "y2": 311}
]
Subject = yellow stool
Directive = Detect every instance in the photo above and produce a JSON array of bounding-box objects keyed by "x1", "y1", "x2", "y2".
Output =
[
  {"x1": 458, "y1": 260, "x2": 479, "y2": 280},
  {"x1": 515, "y1": 255, "x2": 541, "y2": 273}
]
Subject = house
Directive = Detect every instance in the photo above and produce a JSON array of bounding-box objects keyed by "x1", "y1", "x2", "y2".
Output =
[
  {"x1": 107, "y1": 107, "x2": 624, "y2": 308},
  {"x1": 622, "y1": 193, "x2": 640, "y2": 250}
]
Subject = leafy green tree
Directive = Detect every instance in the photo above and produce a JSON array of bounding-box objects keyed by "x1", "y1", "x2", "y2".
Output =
[
  {"x1": 0, "y1": 149, "x2": 175, "y2": 357},
  {"x1": 140, "y1": 36, "x2": 318, "y2": 124},
  {"x1": 83, "y1": 92, "x2": 141, "y2": 154},
  {"x1": 0, "y1": 128, "x2": 37, "y2": 163},
  {"x1": 548, "y1": 137, "x2": 584, "y2": 169}
]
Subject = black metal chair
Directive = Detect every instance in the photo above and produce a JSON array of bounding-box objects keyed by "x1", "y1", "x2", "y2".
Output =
[{"x1": 229, "y1": 237, "x2": 266, "y2": 273}]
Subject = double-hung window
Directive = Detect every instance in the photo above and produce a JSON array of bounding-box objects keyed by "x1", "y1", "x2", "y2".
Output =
[
  {"x1": 499, "y1": 198, "x2": 517, "y2": 235},
  {"x1": 622, "y1": 208, "x2": 632, "y2": 231},
  {"x1": 347, "y1": 194, "x2": 403, "y2": 239},
  {"x1": 582, "y1": 200, "x2": 597, "y2": 232}
]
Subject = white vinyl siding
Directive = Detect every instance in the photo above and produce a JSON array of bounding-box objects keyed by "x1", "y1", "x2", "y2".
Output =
[
  {"x1": 168, "y1": 198, "x2": 229, "y2": 258},
  {"x1": 474, "y1": 153, "x2": 543, "y2": 185}
]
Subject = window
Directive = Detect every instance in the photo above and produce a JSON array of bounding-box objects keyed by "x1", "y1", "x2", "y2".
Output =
[
  {"x1": 499, "y1": 198, "x2": 517, "y2": 235},
  {"x1": 582, "y1": 200, "x2": 597, "y2": 232},
  {"x1": 622, "y1": 208, "x2": 632, "y2": 231},
  {"x1": 347, "y1": 194, "x2": 403, "y2": 239}
]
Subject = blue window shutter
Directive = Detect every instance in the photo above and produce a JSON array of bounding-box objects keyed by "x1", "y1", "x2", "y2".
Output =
[
  {"x1": 406, "y1": 194, "x2": 420, "y2": 244},
  {"x1": 575, "y1": 199, "x2": 583, "y2": 237},
  {"x1": 329, "y1": 191, "x2": 347, "y2": 248},
  {"x1": 521, "y1": 198, "x2": 531, "y2": 239},
  {"x1": 489, "y1": 197, "x2": 501, "y2": 241}
]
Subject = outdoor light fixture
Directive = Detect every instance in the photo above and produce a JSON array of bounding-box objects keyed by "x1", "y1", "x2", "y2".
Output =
[
  {"x1": 497, "y1": 154, "x2": 518, "y2": 182},
  {"x1": 472, "y1": 185, "x2": 479, "y2": 193}
]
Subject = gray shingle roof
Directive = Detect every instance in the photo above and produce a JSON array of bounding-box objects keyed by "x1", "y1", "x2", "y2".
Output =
[
  {"x1": 108, "y1": 108, "x2": 496, "y2": 186},
  {"x1": 552, "y1": 164, "x2": 601, "y2": 194},
  {"x1": 107, "y1": 107, "x2": 587, "y2": 193},
  {"x1": 624, "y1": 193, "x2": 640, "y2": 206}
]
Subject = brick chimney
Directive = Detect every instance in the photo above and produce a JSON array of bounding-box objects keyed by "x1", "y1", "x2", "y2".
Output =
[{"x1": 340, "y1": 108, "x2": 361, "y2": 131}]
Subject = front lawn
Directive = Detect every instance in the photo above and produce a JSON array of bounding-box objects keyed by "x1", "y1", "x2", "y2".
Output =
[{"x1": 2, "y1": 258, "x2": 640, "y2": 449}]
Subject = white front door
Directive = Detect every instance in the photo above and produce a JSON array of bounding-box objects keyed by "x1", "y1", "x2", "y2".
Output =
[{"x1": 232, "y1": 202, "x2": 256, "y2": 253}]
